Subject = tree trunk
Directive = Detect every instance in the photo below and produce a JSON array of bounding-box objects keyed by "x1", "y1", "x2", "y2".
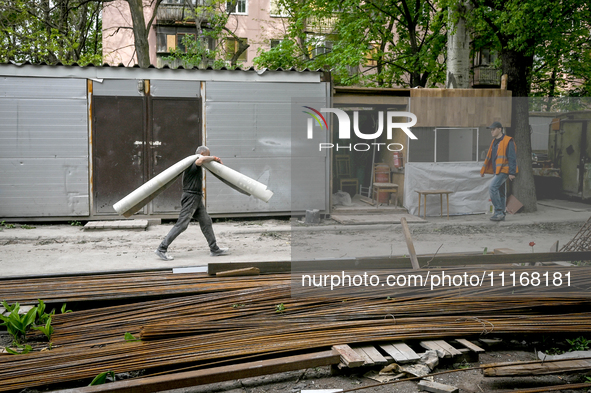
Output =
[
  {"x1": 126, "y1": 0, "x2": 151, "y2": 68},
  {"x1": 446, "y1": 1, "x2": 471, "y2": 88},
  {"x1": 545, "y1": 67, "x2": 557, "y2": 111},
  {"x1": 230, "y1": 39, "x2": 249, "y2": 66},
  {"x1": 501, "y1": 49, "x2": 537, "y2": 212}
]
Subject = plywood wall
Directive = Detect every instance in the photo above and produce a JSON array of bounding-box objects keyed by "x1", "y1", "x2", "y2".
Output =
[{"x1": 410, "y1": 89, "x2": 512, "y2": 128}]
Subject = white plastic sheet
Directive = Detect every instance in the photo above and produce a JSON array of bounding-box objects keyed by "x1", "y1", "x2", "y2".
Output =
[{"x1": 403, "y1": 162, "x2": 491, "y2": 216}]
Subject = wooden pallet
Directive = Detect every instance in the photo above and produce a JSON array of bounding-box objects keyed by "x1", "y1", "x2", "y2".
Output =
[
  {"x1": 350, "y1": 345, "x2": 389, "y2": 366},
  {"x1": 379, "y1": 342, "x2": 421, "y2": 364},
  {"x1": 421, "y1": 338, "x2": 485, "y2": 362},
  {"x1": 341, "y1": 338, "x2": 485, "y2": 369}
]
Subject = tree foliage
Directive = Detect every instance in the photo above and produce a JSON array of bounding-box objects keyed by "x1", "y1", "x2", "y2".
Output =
[
  {"x1": 163, "y1": 0, "x2": 250, "y2": 69},
  {"x1": 0, "y1": 0, "x2": 102, "y2": 65},
  {"x1": 461, "y1": 0, "x2": 591, "y2": 211},
  {"x1": 254, "y1": 0, "x2": 447, "y2": 87},
  {"x1": 465, "y1": 0, "x2": 591, "y2": 97}
]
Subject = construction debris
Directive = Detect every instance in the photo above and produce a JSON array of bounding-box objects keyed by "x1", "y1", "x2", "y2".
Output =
[
  {"x1": 482, "y1": 358, "x2": 591, "y2": 377},
  {"x1": 363, "y1": 369, "x2": 403, "y2": 383},
  {"x1": 418, "y1": 379, "x2": 459, "y2": 393}
]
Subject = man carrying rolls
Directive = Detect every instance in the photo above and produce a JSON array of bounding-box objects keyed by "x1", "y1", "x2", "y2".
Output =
[{"x1": 155, "y1": 146, "x2": 229, "y2": 260}]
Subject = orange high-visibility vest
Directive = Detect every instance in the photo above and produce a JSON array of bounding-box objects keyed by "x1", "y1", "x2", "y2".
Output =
[{"x1": 480, "y1": 135, "x2": 518, "y2": 175}]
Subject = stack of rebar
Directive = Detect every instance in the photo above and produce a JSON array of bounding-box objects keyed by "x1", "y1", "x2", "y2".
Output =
[
  {"x1": 561, "y1": 215, "x2": 591, "y2": 252},
  {"x1": 1, "y1": 270, "x2": 591, "y2": 392}
]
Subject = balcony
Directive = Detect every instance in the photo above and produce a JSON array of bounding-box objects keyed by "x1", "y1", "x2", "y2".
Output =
[
  {"x1": 304, "y1": 15, "x2": 338, "y2": 34},
  {"x1": 157, "y1": 4, "x2": 214, "y2": 24},
  {"x1": 473, "y1": 66, "x2": 501, "y2": 87}
]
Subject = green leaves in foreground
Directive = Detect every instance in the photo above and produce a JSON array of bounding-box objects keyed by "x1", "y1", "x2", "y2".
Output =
[
  {"x1": 4, "y1": 343, "x2": 32, "y2": 355},
  {"x1": 0, "y1": 304, "x2": 37, "y2": 344},
  {"x1": 33, "y1": 317, "x2": 54, "y2": 341},
  {"x1": 1, "y1": 299, "x2": 70, "y2": 352},
  {"x1": 124, "y1": 332, "x2": 141, "y2": 342},
  {"x1": 89, "y1": 371, "x2": 116, "y2": 386}
]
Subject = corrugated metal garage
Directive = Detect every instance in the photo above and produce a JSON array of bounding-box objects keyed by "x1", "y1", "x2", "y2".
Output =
[{"x1": 0, "y1": 63, "x2": 330, "y2": 220}]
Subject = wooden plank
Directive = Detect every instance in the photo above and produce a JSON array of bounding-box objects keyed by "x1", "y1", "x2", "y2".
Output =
[
  {"x1": 351, "y1": 346, "x2": 375, "y2": 366},
  {"x1": 58, "y1": 350, "x2": 341, "y2": 393},
  {"x1": 391, "y1": 342, "x2": 420, "y2": 362},
  {"x1": 379, "y1": 344, "x2": 405, "y2": 362},
  {"x1": 455, "y1": 339, "x2": 485, "y2": 353},
  {"x1": 332, "y1": 344, "x2": 365, "y2": 367},
  {"x1": 493, "y1": 248, "x2": 517, "y2": 254},
  {"x1": 499, "y1": 382, "x2": 591, "y2": 392},
  {"x1": 483, "y1": 358, "x2": 591, "y2": 377},
  {"x1": 418, "y1": 380, "x2": 459, "y2": 393},
  {"x1": 215, "y1": 267, "x2": 260, "y2": 277},
  {"x1": 208, "y1": 261, "x2": 291, "y2": 275},
  {"x1": 379, "y1": 343, "x2": 415, "y2": 363},
  {"x1": 420, "y1": 341, "x2": 452, "y2": 358},
  {"x1": 359, "y1": 196, "x2": 375, "y2": 206},
  {"x1": 433, "y1": 340, "x2": 462, "y2": 357},
  {"x1": 400, "y1": 217, "x2": 420, "y2": 270},
  {"x1": 357, "y1": 345, "x2": 388, "y2": 365}
]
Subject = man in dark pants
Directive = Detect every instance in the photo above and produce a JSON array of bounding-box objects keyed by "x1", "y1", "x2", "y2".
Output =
[
  {"x1": 480, "y1": 121, "x2": 518, "y2": 221},
  {"x1": 155, "y1": 146, "x2": 229, "y2": 260}
]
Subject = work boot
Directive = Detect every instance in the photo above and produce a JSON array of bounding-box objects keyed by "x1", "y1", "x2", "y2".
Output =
[
  {"x1": 155, "y1": 250, "x2": 174, "y2": 261},
  {"x1": 489, "y1": 214, "x2": 505, "y2": 222},
  {"x1": 210, "y1": 248, "x2": 229, "y2": 257}
]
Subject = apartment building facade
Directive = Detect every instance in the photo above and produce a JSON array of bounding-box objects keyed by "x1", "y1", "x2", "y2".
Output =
[{"x1": 102, "y1": 0, "x2": 289, "y2": 67}]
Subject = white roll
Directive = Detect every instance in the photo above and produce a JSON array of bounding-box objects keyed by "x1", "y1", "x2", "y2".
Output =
[
  {"x1": 113, "y1": 155, "x2": 274, "y2": 217},
  {"x1": 113, "y1": 155, "x2": 199, "y2": 217},
  {"x1": 202, "y1": 159, "x2": 274, "y2": 203}
]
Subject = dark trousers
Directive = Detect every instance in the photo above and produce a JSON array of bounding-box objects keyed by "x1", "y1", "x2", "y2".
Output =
[{"x1": 158, "y1": 192, "x2": 218, "y2": 252}]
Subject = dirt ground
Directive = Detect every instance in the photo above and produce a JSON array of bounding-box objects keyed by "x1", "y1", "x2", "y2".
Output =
[
  {"x1": 1, "y1": 212, "x2": 591, "y2": 392},
  {"x1": 171, "y1": 350, "x2": 591, "y2": 393},
  {"x1": 0, "y1": 215, "x2": 585, "y2": 277}
]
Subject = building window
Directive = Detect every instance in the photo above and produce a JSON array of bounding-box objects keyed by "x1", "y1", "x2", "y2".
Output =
[
  {"x1": 270, "y1": 0, "x2": 289, "y2": 17},
  {"x1": 225, "y1": 37, "x2": 248, "y2": 61},
  {"x1": 157, "y1": 26, "x2": 214, "y2": 54},
  {"x1": 227, "y1": 0, "x2": 247, "y2": 14},
  {"x1": 474, "y1": 47, "x2": 498, "y2": 67},
  {"x1": 270, "y1": 39, "x2": 282, "y2": 49},
  {"x1": 365, "y1": 44, "x2": 379, "y2": 66},
  {"x1": 160, "y1": 33, "x2": 195, "y2": 53},
  {"x1": 408, "y1": 128, "x2": 488, "y2": 162},
  {"x1": 311, "y1": 39, "x2": 332, "y2": 58}
]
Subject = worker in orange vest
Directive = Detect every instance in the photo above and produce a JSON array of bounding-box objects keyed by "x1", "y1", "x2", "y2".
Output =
[{"x1": 480, "y1": 122, "x2": 518, "y2": 221}]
